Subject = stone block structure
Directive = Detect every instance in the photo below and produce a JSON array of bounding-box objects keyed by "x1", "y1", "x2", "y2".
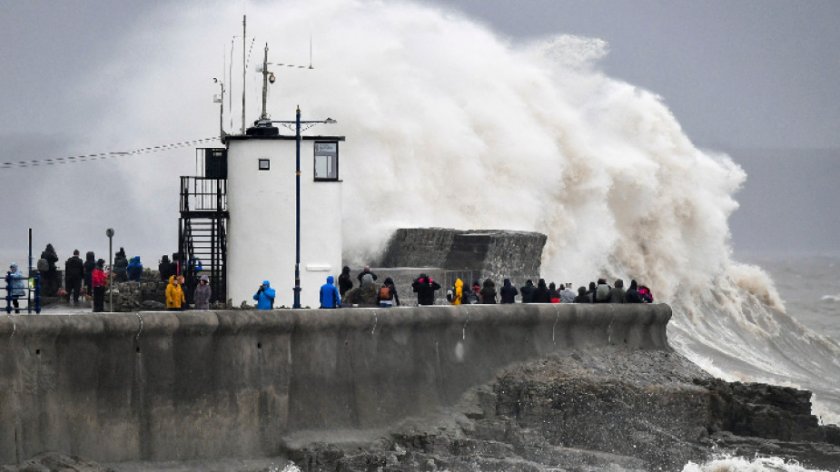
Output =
[{"x1": 374, "y1": 228, "x2": 546, "y2": 302}]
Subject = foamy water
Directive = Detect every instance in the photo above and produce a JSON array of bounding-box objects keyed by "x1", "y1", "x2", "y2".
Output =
[
  {"x1": 64, "y1": 0, "x2": 840, "y2": 463},
  {"x1": 683, "y1": 455, "x2": 830, "y2": 472}
]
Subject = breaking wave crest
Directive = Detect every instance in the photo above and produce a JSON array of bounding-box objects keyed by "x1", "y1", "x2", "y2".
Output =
[
  {"x1": 683, "y1": 455, "x2": 830, "y2": 472},
  {"x1": 81, "y1": 0, "x2": 840, "y2": 424}
]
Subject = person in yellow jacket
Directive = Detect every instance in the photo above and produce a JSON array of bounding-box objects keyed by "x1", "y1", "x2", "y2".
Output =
[
  {"x1": 451, "y1": 278, "x2": 464, "y2": 305},
  {"x1": 165, "y1": 275, "x2": 186, "y2": 310}
]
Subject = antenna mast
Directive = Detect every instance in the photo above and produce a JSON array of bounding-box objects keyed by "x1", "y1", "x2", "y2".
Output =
[
  {"x1": 241, "y1": 15, "x2": 247, "y2": 134},
  {"x1": 260, "y1": 43, "x2": 271, "y2": 121}
]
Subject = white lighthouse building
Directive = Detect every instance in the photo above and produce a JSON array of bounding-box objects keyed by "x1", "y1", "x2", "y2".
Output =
[
  {"x1": 177, "y1": 43, "x2": 344, "y2": 309},
  {"x1": 225, "y1": 122, "x2": 344, "y2": 308}
]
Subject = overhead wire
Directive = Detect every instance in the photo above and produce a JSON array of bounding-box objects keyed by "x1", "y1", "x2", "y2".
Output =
[{"x1": 0, "y1": 137, "x2": 221, "y2": 170}]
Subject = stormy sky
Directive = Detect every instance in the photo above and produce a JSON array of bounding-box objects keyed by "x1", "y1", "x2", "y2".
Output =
[{"x1": 1, "y1": 0, "x2": 838, "y2": 263}]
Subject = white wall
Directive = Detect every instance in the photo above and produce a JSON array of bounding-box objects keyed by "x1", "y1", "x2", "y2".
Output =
[{"x1": 227, "y1": 137, "x2": 342, "y2": 308}]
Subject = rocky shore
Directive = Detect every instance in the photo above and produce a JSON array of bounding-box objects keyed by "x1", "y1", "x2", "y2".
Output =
[{"x1": 282, "y1": 347, "x2": 840, "y2": 471}]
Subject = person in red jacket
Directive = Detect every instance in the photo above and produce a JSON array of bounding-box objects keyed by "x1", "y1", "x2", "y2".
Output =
[{"x1": 91, "y1": 259, "x2": 107, "y2": 312}]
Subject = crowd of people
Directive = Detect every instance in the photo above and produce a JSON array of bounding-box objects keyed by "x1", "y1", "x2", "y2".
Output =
[
  {"x1": 7, "y1": 249, "x2": 654, "y2": 312},
  {"x1": 441, "y1": 277, "x2": 653, "y2": 305},
  {"x1": 4, "y1": 244, "x2": 218, "y2": 313},
  {"x1": 315, "y1": 267, "x2": 654, "y2": 309}
]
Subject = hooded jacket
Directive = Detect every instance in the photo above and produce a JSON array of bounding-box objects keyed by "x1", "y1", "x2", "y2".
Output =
[
  {"x1": 451, "y1": 278, "x2": 464, "y2": 305},
  {"x1": 338, "y1": 266, "x2": 353, "y2": 296},
  {"x1": 91, "y1": 263, "x2": 107, "y2": 289},
  {"x1": 520, "y1": 280, "x2": 536, "y2": 303},
  {"x1": 500, "y1": 279, "x2": 518, "y2": 304},
  {"x1": 126, "y1": 256, "x2": 143, "y2": 282},
  {"x1": 532, "y1": 279, "x2": 551, "y2": 304},
  {"x1": 480, "y1": 279, "x2": 497, "y2": 304},
  {"x1": 320, "y1": 275, "x2": 341, "y2": 309},
  {"x1": 194, "y1": 275, "x2": 211, "y2": 310},
  {"x1": 7, "y1": 264, "x2": 27, "y2": 297},
  {"x1": 253, "y1": 281, "x2": 276, "y2": 310},
  {"x1": 165, "y1": 275, "x2": 185, "y2": 309},
  {"x1": 64, "y1": 254, "x2": 84, "y2": 280},
  {"x1": 83, "y1": 252, "x2": 96, "y2": 288},
  {"x1": 40, "y1": 244, "x2": 58, "y2": 272},
  {"x1": 412, "y1": 274, "x2": 440, "y2": 306}
]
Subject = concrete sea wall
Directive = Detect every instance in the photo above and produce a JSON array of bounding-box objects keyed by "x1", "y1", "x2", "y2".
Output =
[{"x1": 0, "y1": 304, "x2": 671, "y2": 465}]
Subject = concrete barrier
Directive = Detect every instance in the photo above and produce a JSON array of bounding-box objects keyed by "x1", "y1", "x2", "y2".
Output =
[{"x1": 0, "y1": 304, "x2": 671, "y2": 464}]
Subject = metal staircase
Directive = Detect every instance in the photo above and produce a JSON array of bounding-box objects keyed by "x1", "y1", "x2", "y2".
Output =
[{"x1": 178, "y1": 149, "x2": 228, "y2": 305}]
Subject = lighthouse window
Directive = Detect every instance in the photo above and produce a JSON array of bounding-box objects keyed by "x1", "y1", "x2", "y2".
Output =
[
  {"x1": 314, "y1": 141, "x2": 338, "y2": 181},
  {"x1": 258, "y1": 158, "x2": 270, "y2": 171}
]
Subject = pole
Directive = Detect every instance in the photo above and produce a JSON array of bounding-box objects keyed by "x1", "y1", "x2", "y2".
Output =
[
  {"x1": 241, "y1": 15, "x2": 247, "y2": 134},
  {"x1": 260, "y1": 43, "x2": 269, "y2": 120},
  {"x1": 219, "y1": 81, "x2": 225, "y2": 139},
  {"x1": 293, "y1": 105, "x2": 302, "y2": 308},
  {"x1": 106, "y1": 228, "x2": 114, "y2": 312},
  {"x1": 27, "y1": 228, "x2": 32, "y2": 312}
]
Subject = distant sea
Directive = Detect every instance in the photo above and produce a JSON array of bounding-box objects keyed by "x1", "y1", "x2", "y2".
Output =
[{"x1": 739, "y1": 252, "x2": 840, "y2": 344}]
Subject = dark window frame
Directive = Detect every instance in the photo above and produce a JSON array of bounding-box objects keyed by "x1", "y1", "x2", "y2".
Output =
[
  {"x1": 313, "y1": 140, "x2": 339, "y2": 181},
  {"x1": 258, "y1": 158, "x2": 270, "y2": 171}
]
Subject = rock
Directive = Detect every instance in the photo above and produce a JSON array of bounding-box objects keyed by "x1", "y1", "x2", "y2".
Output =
[
  {"x1": 278, "y1": 348, "x2": 840, "y2": 472},
  {"x1": 141, "y1": 300, "x2": 166, "y2": 310},
  {"x1": 0, "y1": 451, "x2": 112, "y2": 472}
]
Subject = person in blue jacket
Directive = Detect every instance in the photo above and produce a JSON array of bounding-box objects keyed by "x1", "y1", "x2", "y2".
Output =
[
  {"x1": 126, "y1": 256, "x2": 143, "y2": 282},
  {"x1": 6, "y1": 263, "x2": 27, "y2": 314},
  {"x1": 319, "y1": 275, "x2": 341, "y2": 309},
  {"x1": 253, "y1": 280, "x2": 275, "y2": 310}
]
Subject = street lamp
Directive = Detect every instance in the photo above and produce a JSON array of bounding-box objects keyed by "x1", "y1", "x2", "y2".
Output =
[
  {"x1": 105, "y1": 228, "x2": 114, "y2": 312},
  {"x1": 273, "y1": 109, "x2": 336, "y2": 309}
]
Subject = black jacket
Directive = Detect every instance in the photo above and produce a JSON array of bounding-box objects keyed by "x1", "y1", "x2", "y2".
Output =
[
  {"x1": 532, "y1": 284, "x2": 551, "y2": 303},
  {"x1": 520, "y1": 283, "x2": 536, "y2": 303},
  {"x1": 624, "y1": 288, "x2": 643, "y2": 303},
  {"x1": 338, "y1": 273, "x2": 353, "y2": 296},
  {"x1": 412, "y1": 277, "x2": 441, "y2": 306},
  {"x1": 480, "y1": 286, "x2": 497, "y2": 304},
  {"x1": 500, "y1": 282, "x2": 518, "y2": 304},
  {"x1": 64, "y1": 256, "x2": 84, "y2": 280}
]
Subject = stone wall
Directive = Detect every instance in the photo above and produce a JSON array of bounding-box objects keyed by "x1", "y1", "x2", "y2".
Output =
[
  {"x1": 377, "y1": 228, "x2": 546, "y2": 285},
  {"x1": 0, "y1": 304, "x2": 670, "y2": 464}
]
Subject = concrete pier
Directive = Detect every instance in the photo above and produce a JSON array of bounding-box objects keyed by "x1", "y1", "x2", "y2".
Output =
[{"x1": 0, "y1": 304, "x2": 670, "y2": 464}]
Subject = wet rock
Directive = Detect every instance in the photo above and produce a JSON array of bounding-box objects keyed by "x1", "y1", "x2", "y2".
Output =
[
  {"x1": 280, "y1": 348, "x2": 840, "y2": 472},
  {"x1": 0, "y1": 451, "x2": 113, "y2": 472}
]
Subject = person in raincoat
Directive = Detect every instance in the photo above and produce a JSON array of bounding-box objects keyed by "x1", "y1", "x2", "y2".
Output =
[
  {"x1": 83, "y1": 251, "x2": 96, "y2": 295},
  {"x1": 193, "y1": 274, "x2": 211, "y2": 310},
  {"x1": 165, "y1": 275, "x2": 186, "y2": 310},
  {"x1": 319, "y1": 275, "x2": 341, "y2": 309},
  {"x1": 6, "y1": 263, "x2": 27, "y2": 314},
  {"x1": 253, "y1": 280, "x2": 275, "y2": 310},
  {"x1": 126, "y1": 256, "x2": 143, "y2": 282},
  {"x1": 500, "y1": 278, "x2": 518, "y2": 304},
  {"x1": 91, "y1": 259, "x2": 108, "y2": 312},
  {"x1": 450, "y1": 278, "x2": 464, "y2": 305}
]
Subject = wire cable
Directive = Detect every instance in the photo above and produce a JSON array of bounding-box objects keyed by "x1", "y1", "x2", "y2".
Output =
[{"x1": 0, "y1": 137, "x2": 221, "y2": 170}]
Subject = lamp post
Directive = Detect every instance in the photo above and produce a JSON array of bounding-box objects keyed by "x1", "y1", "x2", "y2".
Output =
[
  {"x1": 106, "y1": 228, "x2": 114, "y2": 312},
  {"x1": 273, "y1": 109, "x2": 336, "y2": 309}
]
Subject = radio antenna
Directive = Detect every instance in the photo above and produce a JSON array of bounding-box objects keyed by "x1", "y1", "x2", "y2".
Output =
[
  {"x1": 241, "y1": 14, "x2": 247, "y2": 134},
  {"x1": 229, "y1": 38, "x2": 234, "y2": 129}
]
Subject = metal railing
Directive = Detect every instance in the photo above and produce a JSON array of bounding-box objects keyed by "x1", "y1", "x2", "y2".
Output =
[{"x1": 180, "y1": 177, "x2": 227, "y2": 214}]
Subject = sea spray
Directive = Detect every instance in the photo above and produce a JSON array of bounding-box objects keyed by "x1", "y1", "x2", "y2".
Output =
[
  {"x1": 76, "y1": 0, "x2": 840, "y2": 426},
  {"x1": 683, "y1": 455, "x2": 830, "y2": 472}
]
